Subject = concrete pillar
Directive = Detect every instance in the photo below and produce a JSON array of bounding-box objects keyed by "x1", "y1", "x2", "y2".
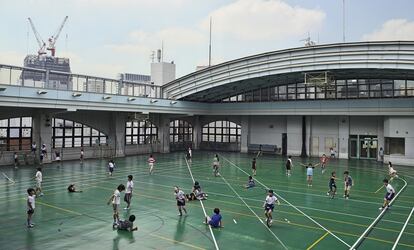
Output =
[
  {"x1": 157, "y1": 115, "x2": 170, "y2": 153},
  {"x1": 240, "y1": 116, "x2": 249, "y2": 153},
  {"x1": 377, "y1": 116, "x2": 384, "y2": 161},
  {"x1": 32, "y1": 111, "x2": 53, "y2": 163},
  {"x1": 193, "y1": 116, "x2": 201, "y2": 150},
  {"x1": 108, "y1": 113, "x2": 126, "y2": 157},
  {"x1": 338, "y1": 116, "x2": 349, "y2": 159},
  {"x1": 287, "y1": 116, "x2": 301, "y2": 156}
]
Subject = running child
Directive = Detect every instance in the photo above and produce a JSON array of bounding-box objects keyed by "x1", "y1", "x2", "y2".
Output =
[
  {"x1": 148, "y1": 154, "x2": 156, "y2": 174},
  {"x1": 327, "y1": 171, "x2": 338, "y2": 199},
  {"x1": 252, "y1": 158, "x2": 257, "y2": 176},
  {"x1": 174, "y1": 186, "x2": 187, "y2": 216},
  {"x1": 285, "y1": 156, "x2": 293, "y2": 176},
  {"x1": 107, "y1": 184, "x2": 126, "y2": 226},
  {"x1": 330, "y1": 148, "x2": 336, "y2": 158},
  {"x1": 55, "y1": 150, "x2": 61, "y2": 163},
  {"x1": 186, "y1": 147, "x2": 192, "y2": 161},
  {"x1": 204, "y1": 208, "x2": 223, "y2": 228},
  {"x1": 27, "y1": 188, "x2": 36, "y2": 228},
  {"x1": 244, "y1": 176, "x2": 256, "y2": 189},
  {"x1": 124, "y1": 175, "x2": 134, "y2": 210},
  {"x1": 320, "y1": 154, "x2": 328, "y2": 173},
  {"x1": 263, "y1": 190, "x2": 280, "y2": 227},
  {"x1": 300, "y1": 162, "x2": 320, "y2": 187},
  {"x1": 14, "y1": 152, "x2": 18, "y2": 168},
  {"x1": 212, "y1": 154, "x2": 220, "y2": 177},
  {"x1": 34, "y1": 167, "x2": 44, "y2": 196},
  {"x1": 388, "y1": 162, "x2": 398, "y2": 179},
  {"x1": 114, "y1": 215, "x2": 138, "y2": 231},
  {"x1": 39, "y1": 151, "x2": 44, "y2": 165},
  {"x1": 41, "y1": 144, "x2": 47, "y2": 159},
  {"x1": 256, "y1": 144, "x2": 263, "y2": 158},
  {"x1": 343, "y1": 171, "x2": 353, "y2": 199},
  {"x1": 108, "y1": 160, "x2": 115, "y2": 176},
  {"x1": 31, "y1": 142, "x2": 37, "y2": 156},
  {"x1": 379, "y1": 179, "x2": 396, "y2": 210}
]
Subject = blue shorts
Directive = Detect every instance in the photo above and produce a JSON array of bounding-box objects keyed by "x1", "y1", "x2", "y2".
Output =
[
  {"x1": 385, "y1": 192, "x2": 395, "y2": 201},
  {"x1": 265, "y1": 204, "x2": 274, "y2": 212}
]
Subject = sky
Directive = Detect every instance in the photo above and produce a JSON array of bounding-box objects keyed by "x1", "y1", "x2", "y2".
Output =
[{"x1": 1, "y1": 0, "x2": 414, "y2": 78}]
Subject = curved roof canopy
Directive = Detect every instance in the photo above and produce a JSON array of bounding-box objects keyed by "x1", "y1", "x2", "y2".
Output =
[{"x1": 162, "y1": 41, "x2": 414, "y2": 102}]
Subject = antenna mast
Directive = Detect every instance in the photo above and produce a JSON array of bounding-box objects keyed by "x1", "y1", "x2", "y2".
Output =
[
  {"x1": 342, "y1": 0, "x2": 346, "y2": 43},
  {"x1": 208, "y1": 17, "x2": 212, "y2": 67}
]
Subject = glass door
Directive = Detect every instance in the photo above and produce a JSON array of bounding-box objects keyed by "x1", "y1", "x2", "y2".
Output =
[{"x1": 350, "y1": 135, "x2": 378, "y2": 159}]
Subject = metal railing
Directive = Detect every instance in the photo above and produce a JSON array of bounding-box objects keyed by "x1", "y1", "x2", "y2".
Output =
[{"x1": 0, "y1": 63, "x2": 162, "y2": 98}]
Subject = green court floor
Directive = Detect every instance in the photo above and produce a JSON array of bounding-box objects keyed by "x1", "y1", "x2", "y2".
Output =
[{"x1": 0, "y1": 152, "x2": 413, "y2": 250}]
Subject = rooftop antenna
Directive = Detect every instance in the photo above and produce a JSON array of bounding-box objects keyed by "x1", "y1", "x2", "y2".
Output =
[
  {"x1": 150, "y1": 51, "x2": 155, "y2": 63},
  {"x1": 342, "y1": 0, "x2": 346, "y2": 43},
  {"x1": 300, "y1": 32, "x2": 316, "y2": 47},
  {"x1": 208, "y1": 16, "x2": 212, "y2": 67},
  {"x1": 161, "y1": 40, "x2": 164, "y2": 62}
]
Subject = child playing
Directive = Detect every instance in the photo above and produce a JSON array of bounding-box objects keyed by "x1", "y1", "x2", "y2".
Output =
[
  {"x1": 14, "y1": 152, "x2": 18, "y2": 168},
  {"x1": 114, "y1": 215, "x2": 138, "y2": 231},
  {"x1": 330, "y1": 148, "x2": 336, "y2": 158},
  {"x1": 212, "y1": 154, "x2": 220, "y2": 177},
  {"x1": 327, "y1": 171, "x2": 338, "y2": 199},
  {"x1": 300, "y1": 163, "x2": 320, "y2": 187},
  {"x1": 388, "y1": 162, "x2": 398, "y2": 179},
  {"x1": 174, "y1": 186, "x2": 187, "y2": 216},
  {"x1": 263, "y1": 189, "x2": 280, "y2": 227},
  {"x1": 343, "y1": 171, "x2": 353, "y2": 199},
  {"x1": 192, "y1": 181, "x2": 208, "y2": 200},
  {"x1": 256, "y1": 144, "x2": 263, "y2": 158},
  {"x1": 186, "y1": 147, "x2": 192, "y2": 161},
  {"x1": 55, "y1": 150, "x2": 61, "y2": 162},
  {"x1": 27, "y1": 188, "x2": 36, "y2": 228},
  {"x1": 34, "y1": 167, "x2": 44, "y2": 196},
  {"x1": 320, "y1": 154, "x2": 328, "y2": 173},
  {"x1": 285, "y1": 156, "x2": 293, "y2": 176},
  {"x1": 252, "y1": 158, "x2": 257, "y2": 176},
  {"x1": 245, "y1": 176, "x2": 256, "y2": 189},
  {"x1": 107, "y1": 184, "x2": 126, "y2": 226},
  {"x1": 379, "y1": 179, "x2": 396, "y2": 210},
  {"x1": 204, "y1": 208, "x2": 223, "y2": 228},
  {"x1": 108, "y1": 160, "x2": 115, "y2": 176},
  {"x1": 148, "y1": 154, "x2": 156, "y2": 174},
  {"x1": 67, "y1": 184, "x2": 82, "y2": 192},
  {"x1": 80, "y1": 148, "x2": 84, "y2": 164},
  {"x1": 124, "y1": 175, "x2": 134, "y2": 210}
]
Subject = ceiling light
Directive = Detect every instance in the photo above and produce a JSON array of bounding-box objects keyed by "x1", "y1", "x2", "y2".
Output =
[
  {"x1": 127, "y1": 97, "x2": 136, "y2": 101},
  {"x1": 150, "y1": 99, "x2": 158, "y2": 103},
  {"x1": 103, "y1": 95, "x2": 112, "y2": 100},
  {"x1": 37, "y1": 90, "x2": 47, "y2": 95},
  {"x1": 72, "y1": 92, "x2": 82, "y2": 97}
]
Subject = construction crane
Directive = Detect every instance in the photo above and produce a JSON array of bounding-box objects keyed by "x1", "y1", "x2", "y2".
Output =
[
  {"x1": 27, "y1": 17, "x2": 47, "y2": 56},
  {"x1": 300, "y1": 33, "x2": 316, "y2": 47},
  {"x1": 47, "y1": 16, "x2": 68, "y2": 57}
]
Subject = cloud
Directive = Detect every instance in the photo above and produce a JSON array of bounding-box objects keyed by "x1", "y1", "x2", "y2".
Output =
[
  {"x1": 0, "y1": 51, "x2": 27, "y2": 66},
  {"x1": 363, "y1": 19, "x2": 414, "y2": 41},
  {"x1": 201, "y1": 0, "x2": 325, "y2": 40}
]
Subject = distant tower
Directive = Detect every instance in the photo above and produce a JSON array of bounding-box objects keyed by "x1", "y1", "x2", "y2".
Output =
[{"x1": 151, "y1": 48, "x2": 176, "y2": 87}]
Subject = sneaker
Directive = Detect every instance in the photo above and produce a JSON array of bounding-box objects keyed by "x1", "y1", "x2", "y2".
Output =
[
  {"x1": 178, "y1": 213, "x2": 183, "y2": 216},
  {"x1": 379, "y1": 207, "x2": 383, "y2": 211},
  {"x1": 39, "y1": 193, "x2": 44, "y2": 197},
  {"x1": 345, "y1": 197, "x2": 349, "y2": 200},
  {"x1": 27, "y1": 224, "x2": 34, "y2": 228},
  {"x1": 343, "y1": 195, "x2": 346, "y2": 198},
  {"x1": 327, "y1": 192, "x2": 330, "y2": 196},
  {"x1": 124, "y1": 207, "x2": 130, "y2": 210}
]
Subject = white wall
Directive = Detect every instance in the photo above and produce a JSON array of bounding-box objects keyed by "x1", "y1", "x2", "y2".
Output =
[
  {"x1": 310, "y1": 116, "x2": 339, "y2": 157},
  {"x1": 249, "y1": 116, "x2": 286, "y2": 147},
  {"x1": 384, "y1": 117, "x2": 414, "y2": 166},
  {"x1": 350, "y1": 116, "x2": 379, "y2": 135},
  {"x1": 287, "y1": 116, "x2": 302, "y2": 155}
]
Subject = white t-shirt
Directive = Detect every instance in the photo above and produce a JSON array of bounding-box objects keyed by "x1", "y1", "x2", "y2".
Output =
[
  {"x1": 188, "y1": 149, "x2": 192, "y2": 157},
  {"x1": 109, "y1": 162, "x2": 114, "y2": 169},
  {"x1": 27, "y1": 195, "x2": 35, "y2": 209},
  {"x1": 386, "y1": 184, "x2": 395, "y2": 194},
  {"x1": 35, "y1": 171, "x2": 42, "y2": 183},
  {"x1": 126, "y1": 181, "x2": 134, "y2": 194},
  {"x1": 389, "y1": 167, "x2": 397, "y2": 175},
  {"x1": 265, "y1": 195, "x2": 278, "y2": 205},
  {"x1": 113, "y1": 189, "x2": 121, "y2": 204},
  {"x1": 176, "y1": 190, "x2": 185, "y2": 202},
  {"x1": 306, "y1": 167, "x2": 314, "y2": 176}
]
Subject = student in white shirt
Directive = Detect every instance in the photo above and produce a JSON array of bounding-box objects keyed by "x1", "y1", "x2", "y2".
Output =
[
  {"x1": 27, "y1": 188, "x2": 36, "y2": 228},
  {"x1": 263, "y1": 190, "x2": 280, "y2": 227},
  {"x1": 124, "y1": 175, "x2": 134, "y2": 210},
  {"x1": 34, "y1": 167, "x2": 44, "y2": 196},
  {"x1": 388, "y1": 162, "x2": 398, "y2": 179},
  {"x1": 174, "y1": 186, "x2": 187, "y2": 216},
  {"x1": 80, "y1": 148, "x2": 84, "y2": 164},
  {"x1": 148, "y1": 155, "x2": 156, "y2": 174},
  {"x1": 107, "y1": 184, "x2": 125, "y2": 226},
  {"x1": 108, "y1": 160, "x2": 115, "y2": 176},
  {"x1": 379, "y1": 179, "x2": 396, "y2": 210}
]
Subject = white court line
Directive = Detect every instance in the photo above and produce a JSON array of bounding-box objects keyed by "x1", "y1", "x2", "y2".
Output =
[
  {"x1": 184, "y1": 157, "x2": 220, "y2": 250},
  {"x1": 219, "y1": 173, "x2": 288, "y2": 250},
  {"x1": 220, "y1": 154, "x2": 351, "y2": 248},
  {"x1": 350, "y1": 177, "x2": 408, "y2": 250},
  {"x1": 392, "y1": 207, "x2": 414, "y2": 250}
]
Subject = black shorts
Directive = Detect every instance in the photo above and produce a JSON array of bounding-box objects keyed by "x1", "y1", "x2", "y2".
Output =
[
  {"x1": 109, "y1": 168, "x2": 114, "y2": 173},
  {"x1": 27, "y1": 209, "x2": 34, "y2": 215},
  {"x1": 265, "y1": 204, "x2": 274, "y2": 212},
  {"x1": 329, "y1": 183, "x2": 337, "y2": 190},
  {"x1": 286, "y1": 166, "x2": 291, "y2": 170},
  {"x1": 385, "y1": 192, "x2": 395, "y2": 201},
  {"x1": 124, "y1": 193, "x2": 132, "y2": 203},
  {"x1": 177, "y1": 200, "x2": 185, "y2": 206}
]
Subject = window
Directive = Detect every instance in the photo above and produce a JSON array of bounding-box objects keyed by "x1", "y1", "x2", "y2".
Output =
[
  {"x1": 0, "y1": 117, "x2": 32, "y2": 151},
  {"x1": 125, "y1": 120, "x2": 158, "y2": 145},
  {"x1": 52, "y1": 118, "x2": 107, "y2": 148},
  {"x1": 170, "y1": 120, "x2": 193, "y2": 143},
  {"x1": 202, "y1": 121, "x2": 241, "y2": 143},
  {"x1": 384, "y1": 137, "x2": 405, "y2": 155}
]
